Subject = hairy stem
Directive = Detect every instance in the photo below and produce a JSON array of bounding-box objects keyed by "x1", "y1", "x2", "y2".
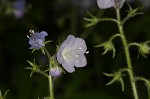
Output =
[
  {"x1": 43, "y1": 47, "x2": 54, "y2": 99},
  {"x1": 49, "y1": 72, "x2": 54, "y2": 99},
  {"x1": 116, "y1": 9, "x2": 139, "y2": 99}
]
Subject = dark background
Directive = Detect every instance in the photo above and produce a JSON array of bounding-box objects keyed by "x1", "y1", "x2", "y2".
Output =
[{"x1": 0, "y1": 0, "x2": 150, "y2": 99}]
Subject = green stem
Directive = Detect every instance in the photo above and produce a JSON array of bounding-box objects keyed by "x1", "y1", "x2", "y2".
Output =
[
  {"x1": 98, "y1": 18, "x2": 118, "y2": 23},
  {"x1": 122, "y1": 14, "x2": 130, "y2": 25},
  {"x1": 43, "y1": 47, "x2": 54, "y2": 99},
  {"x1": 38, "y1": 70, "x2": 49, "y2": 78},
  {"x1": 135, "y1": 76, "x2": 148, "y2": 83},
  {"x1": 116, "y1": 9, "x2": 139, "y2": 99},
  {"x1": 118, "y1": 68, "x2": 129, "y2": 73},
  {"x1": 128, "y1": 43, "x2": 141, "y2": 48},
  {"x1": 109, "y1": 34, "x2": 121, "y2": 41},
  {"x1": 43, "y1": 47, "x2": 51, "y2": 59},
  {"x1": 135, "y1": 77, "x2": 150, "y2": 99},
  {"x1": 49, "y1": 73, "x2": 54, "y2": 99}
]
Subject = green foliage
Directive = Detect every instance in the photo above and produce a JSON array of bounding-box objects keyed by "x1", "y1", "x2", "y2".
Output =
[{"x1": 0, "y1": 90, "x2": 9, "y2": 99}]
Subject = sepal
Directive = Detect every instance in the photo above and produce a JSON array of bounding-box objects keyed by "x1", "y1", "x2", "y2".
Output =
[
  {"x1": 103, "y1": 71, "x2": 125, "y2": 91},
  {"x1": 138, "y1": 41, "x2": 150, "y2": 58},
  {"x1": 95, "y1": 41, "x2": 116, "y2": 58},
  {"x1": 84, "y1": 11, "x2": 99, "y2": 27},
  {"x1": 25, "y1": 59, "x2": 40, "y2": 77},
  {"x1": 126, "y1": 3, "x2": 143, "y2": 18}
]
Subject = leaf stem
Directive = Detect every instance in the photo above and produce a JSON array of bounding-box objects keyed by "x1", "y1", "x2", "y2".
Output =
[
  {"x1": 116, "y1": 9, "x2": 139, "y2": 99},
  {"x1": 37, "y1": 70, "x2": 49, "y2": 78},
  {"x1": 98, "y1": 18, "x2": 118, "y2": 23},
  {"x1": 109, "y1": 34, "x2": 121, "y2": 41},
  {"x1": 128, "y1": 43, "x2": 140, "y2": 48}
]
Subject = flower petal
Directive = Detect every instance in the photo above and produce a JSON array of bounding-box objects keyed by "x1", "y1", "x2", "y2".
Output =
[
  {"x1": 74, "y1": 55, "x2": 87, "y2": 67},
  {"x1": 97, "y1": 0, "x2": 113, "y2": 9},
  {"x1": 64, "y1": 35, "x2": 76, "y2": 50},
  {"x1": 61, "y1": 35, "x2": 75, "y2": 50},
  {"x1": 71, "y1": 38, "x2": 87, "y2": 54},
  {"x1": 57, "y1": 35, "x2": 75, "y2": 63},
  {"x1": 39, "y1": 31, "x2": 48, "y2": 37},
  {"x1": 57, "y1": 50, "x2": 64, "y2": 63},
  {"x1": 62, "y1": 61, "x2": 75, "y2": 73}
]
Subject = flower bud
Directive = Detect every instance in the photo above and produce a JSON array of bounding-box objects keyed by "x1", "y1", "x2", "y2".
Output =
[
  {"x1": 50, "y1": 67, "x2": 62, "y2": 77},
  {"x1": 139, "y1": 42, "x2": 150, "y2": 58}
]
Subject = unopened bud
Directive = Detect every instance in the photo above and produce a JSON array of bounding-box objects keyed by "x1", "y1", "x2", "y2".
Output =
[{"x1": 50, "y1": 67, "x2": 62, "y2": 77}]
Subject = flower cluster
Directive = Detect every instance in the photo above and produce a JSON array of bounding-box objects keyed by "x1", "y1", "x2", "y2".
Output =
[{"x1": 27, "y1": 31, "x2": 87, "y2": 74}]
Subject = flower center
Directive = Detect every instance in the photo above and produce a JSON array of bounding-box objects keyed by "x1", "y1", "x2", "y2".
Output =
[{"x1": 62, "y1": 49, "x2": 75, "y2": 61}]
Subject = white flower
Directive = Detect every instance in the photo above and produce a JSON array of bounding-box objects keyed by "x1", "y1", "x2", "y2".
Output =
[
  {"x1": 97, "y1": 0, "x2": 125, "y2": 9},
  {"x1": 57, "y1": 35, "x2": 87, "y2": 73}
]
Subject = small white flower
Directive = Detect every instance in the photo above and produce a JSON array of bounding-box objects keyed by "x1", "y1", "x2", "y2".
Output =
[{"x1": 57, "y1": 35, "x2": 87, "y2": 73}]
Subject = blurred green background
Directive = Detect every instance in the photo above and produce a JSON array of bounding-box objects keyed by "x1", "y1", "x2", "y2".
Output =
[{"x1": 0, "y1": 0, "x2": 150, "y2": 99}]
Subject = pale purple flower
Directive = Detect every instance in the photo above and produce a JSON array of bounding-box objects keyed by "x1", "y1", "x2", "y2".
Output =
[
  {"x1": 50, "y1": 67, "x2": 62, "y2": 77},
  {"x1": 28, "y1": 30, "x2": 48, "y2": 50},
  {"x1": 97, "y1": 0, "x2": 125, "y2": 9},
  {"x1": 13, "y1": 0, "x2": 26, "y2": 19},
  {"x1": 57, "y1": 35, "x2": 87, "y2": 73}
]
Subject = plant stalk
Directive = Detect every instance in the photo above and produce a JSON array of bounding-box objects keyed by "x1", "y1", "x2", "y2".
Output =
[
  {"x1": 43, "y1": 47, "x2": 54, "y2": 99},
  {"x1": 116, "y1": 9, "x2": 139, "y2": 99}
]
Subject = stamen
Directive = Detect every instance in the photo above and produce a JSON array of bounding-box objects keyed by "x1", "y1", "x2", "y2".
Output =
[
  {"x1": 27, "y1": 35, "x2": 29, "y2": 38},
  {"x1": 86, "y1": 51, "x2": 89, "y2": 54},
  {"x1": 29, "y1": 29, "x2": 35, "y2": 34}
]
